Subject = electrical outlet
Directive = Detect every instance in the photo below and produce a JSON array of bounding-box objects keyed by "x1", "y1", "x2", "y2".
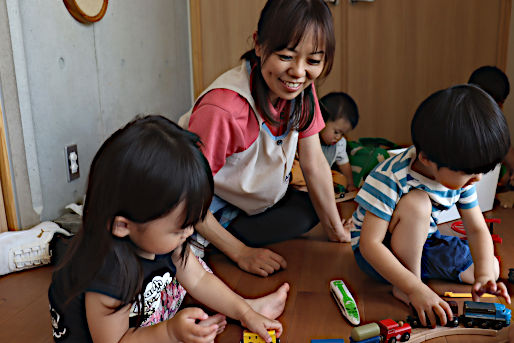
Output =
[{"x1": 65, "y1": 144, "x2": 80, "y2": 182}]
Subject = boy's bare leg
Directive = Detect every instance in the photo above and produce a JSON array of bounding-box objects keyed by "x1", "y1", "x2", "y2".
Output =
[
  {"x1": 387, "y1": 190, "x2": 432, "y2": 305},
  {"x1": 459, "y1": 258, "x2": 500, "y2": 284},
  {"x1": 245, "y1": 283, "x2": 289, "y2": 319}
]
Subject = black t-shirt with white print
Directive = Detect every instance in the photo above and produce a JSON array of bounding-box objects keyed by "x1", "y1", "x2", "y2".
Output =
[{"x1": 48, "y1": 250, "x2": 179, "y2": 342}]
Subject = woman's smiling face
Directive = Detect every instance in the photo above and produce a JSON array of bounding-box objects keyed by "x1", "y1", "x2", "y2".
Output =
[{"x1": 256, "y1": 26, "x2": 325, "y2": 105}]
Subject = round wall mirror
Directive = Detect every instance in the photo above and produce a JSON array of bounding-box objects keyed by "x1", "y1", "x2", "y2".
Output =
[{"x1": 63, "y1": 0, "x2": 108, "y2": 24}]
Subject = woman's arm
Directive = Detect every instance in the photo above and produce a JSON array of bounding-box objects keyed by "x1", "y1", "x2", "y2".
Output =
[
  {"x1": 459, "y1": 206, "x2": 511, "y2": 303},
  {"x1": 175, "y1": 248, "x2": 282, "y2": 341},
  {"x1": 298, "y1": 134, "x2": 349, "y2": 241},
  {"x1": 85, "y1": 292, "x2": 217, "y2": 343},
  {"x1": 195, "y1": 211, "x2": 287, "y2": 276}
]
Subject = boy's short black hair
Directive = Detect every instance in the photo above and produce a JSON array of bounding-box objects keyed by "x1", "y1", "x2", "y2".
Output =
[
  {"x1": 468, "y1": 65, "x2": 510, "y2": 104},
  {"x1": 319, "y1": 92, "x2": 359, "y2": 128},
  {"x1": 411, "y1": 84, "x2": 510, "y2": 174}
]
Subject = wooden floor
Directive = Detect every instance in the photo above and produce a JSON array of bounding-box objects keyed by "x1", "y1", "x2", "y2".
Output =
[{"x1": 1, "y1": 204, "x2": 513, "y2": 342}]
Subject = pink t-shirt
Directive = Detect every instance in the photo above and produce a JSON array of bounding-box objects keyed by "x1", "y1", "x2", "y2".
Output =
[{"x1": 189, "y1": 87, "x2": 325, "y2": 175}]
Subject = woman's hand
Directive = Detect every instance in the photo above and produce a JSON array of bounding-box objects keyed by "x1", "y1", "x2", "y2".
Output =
[
  {"x1": 472, "y1": 278, "x2": 511, "y2": 304},
  {"x1": 324, "y1": 218, "x2": 351, "y2": 242},
  {"x1": 166, "y1": 307, "x2": 219, "y2": 343},
  {"x1": 236, "y1": 246, "x2": 287, "y2": 277},
  {"x1": 240, "y1": 308, "x2": 283, "y2": 343}
]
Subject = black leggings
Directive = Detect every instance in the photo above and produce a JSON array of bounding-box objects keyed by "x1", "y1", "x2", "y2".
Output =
[{"x1": 226, "y1": 188, "x2": 319, "y2": 246}]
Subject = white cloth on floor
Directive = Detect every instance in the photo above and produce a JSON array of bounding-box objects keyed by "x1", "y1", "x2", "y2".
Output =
[{"x1": 0, "y1": 221, "x2": 71, "y2": 276}]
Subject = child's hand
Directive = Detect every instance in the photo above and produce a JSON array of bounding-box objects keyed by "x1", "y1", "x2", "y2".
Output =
[
  {"x1": 407, "y1": 284, "x2": 453, "y2": 328},
  {"x1": 198, "y1": 313, "x2": 227, "y2": 335},
  {"x1": 166, "y1": 307, "x2": 219, "y2": 343},
  {"x1": 240, "y1": 309, "x2": 283, "y2": 343},
  {"x1": 236, "y1": 246, "x2": 287, "y2": 277},
  {"x1": 472, "y1": 278, "x2": 511, "y2": 304},
  {"x1": 347, "y1": 184, "x2": 357, "y2": 192}
]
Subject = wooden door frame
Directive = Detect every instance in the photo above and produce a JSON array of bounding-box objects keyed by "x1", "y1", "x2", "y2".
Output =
[
  {"x1": 0, "y1": 103, "x2": 17, "y2": 231},
  {"x1": 190, "y1": 0, "x2": 204, "y2": 99},
  {"x1": 497, "y1": 0, "x2": 512, "y2": 70}
]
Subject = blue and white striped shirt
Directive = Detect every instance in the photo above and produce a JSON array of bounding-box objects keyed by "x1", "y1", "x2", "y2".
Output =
[{"x1": 351, "y1": 146, "x2": 478, "y2": 249}]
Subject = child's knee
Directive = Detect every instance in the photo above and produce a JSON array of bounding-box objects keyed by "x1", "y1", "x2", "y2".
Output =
[
  {"x1": 397, "y1": 189, "x2": 432, "y2": 217},
  {"x1": 390, "y1": 189, "x2": 432, "y2": 234}
]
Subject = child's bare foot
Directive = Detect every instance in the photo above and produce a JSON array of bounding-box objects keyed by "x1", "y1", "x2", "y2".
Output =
[
  {"x1": 246, "y1": 283, "x2": 289, "y2": 319},
  {"x1": 392, "y1": 286, "x2": 410, "y2": 306},
  {"x1": 199, "y1": 313, "x2": 227, "y2": 335}
]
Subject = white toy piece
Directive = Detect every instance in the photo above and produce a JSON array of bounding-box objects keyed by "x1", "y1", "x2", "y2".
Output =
[
  {"x1": 330, "y1": 279, "x2": 360, "y2": 325},
  {"x1": 0, "y1": 221, "x2": 71, "y2": 275}
]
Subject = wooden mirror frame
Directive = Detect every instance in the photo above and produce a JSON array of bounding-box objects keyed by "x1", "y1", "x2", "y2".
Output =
[{"x1": 63, "y1": 0, "x2": 108, "y2": 24}]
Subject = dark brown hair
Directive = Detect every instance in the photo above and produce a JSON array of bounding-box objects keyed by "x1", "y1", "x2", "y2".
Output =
[{"x1": 412, "y1": 84, "x2": 510, "y2": 174}]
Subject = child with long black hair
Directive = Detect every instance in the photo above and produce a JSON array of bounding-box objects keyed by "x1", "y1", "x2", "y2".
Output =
[{"x1": 49, "y1": 115, "x2": 288, "y2": 343}]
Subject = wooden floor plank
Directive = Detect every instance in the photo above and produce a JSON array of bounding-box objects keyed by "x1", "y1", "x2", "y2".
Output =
[{"x1": 0, "y1": 207, "x2": 512, "y2": 342}]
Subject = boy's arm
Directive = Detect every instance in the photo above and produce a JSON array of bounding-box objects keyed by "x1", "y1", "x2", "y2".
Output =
[
  {"x1": 336, "y1": 162, "x2": 357, "y2": 191},
  {"x1": 359, "y1": 211, "x2": 452, "y2": 326},
  {"x1": 458, "y1": 206, "x2": 511, "y2": 303}
]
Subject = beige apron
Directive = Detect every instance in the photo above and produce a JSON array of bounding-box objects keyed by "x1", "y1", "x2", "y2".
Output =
[{"x1": 179, "y1": 61, "x2": 298, "y2": 215}]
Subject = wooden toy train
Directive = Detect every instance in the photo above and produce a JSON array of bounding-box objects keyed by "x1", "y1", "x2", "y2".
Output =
[
  {"x1": 350, "y1": 301, "x2": 511, "y2": 343},
  {"x1": 350, "y1": 319, "x2": 411, "y2": 343}
]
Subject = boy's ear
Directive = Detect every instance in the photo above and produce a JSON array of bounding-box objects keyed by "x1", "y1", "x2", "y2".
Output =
[
  {"x1": 112, "y1": 216, "x2": 131, "y2": 238},
  {"x1": 417, "y1": 151, "x2": 432, "y2": 166}
]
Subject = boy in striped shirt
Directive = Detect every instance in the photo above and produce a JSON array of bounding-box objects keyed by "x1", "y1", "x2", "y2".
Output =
[{"x1": 351, "y1": 84, "x2": 511, "y2": 327}]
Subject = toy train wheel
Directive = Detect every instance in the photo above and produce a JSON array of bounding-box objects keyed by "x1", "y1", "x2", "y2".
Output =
[
  {"x1": 402, "y1": 332, "x2": 410, "y2": 341},
  {"x1": 448, "y1": 317, "x2": 459, "y2": 327},
  {"x1": 389, "y1": 338, "x2": 396, "y2": 343},
  {"x1": 479, "y1": 320, "x2": 491, "y2": 329},
  {"x1": 493, "y1": 321, "x2": 504, "y2": 330},
  {"x1": 464, "y1": 318, "x2": 474, "y2": 327}
]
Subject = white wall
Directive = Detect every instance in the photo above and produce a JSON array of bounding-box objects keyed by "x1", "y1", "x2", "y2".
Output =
[{"x1": 0, "y1": 0, "x2": 193, "y2": 227}]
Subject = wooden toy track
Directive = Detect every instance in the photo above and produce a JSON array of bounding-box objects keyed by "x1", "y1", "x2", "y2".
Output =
[{"x1": 408, "y1": 325, "x2": 508, "y2": 343}]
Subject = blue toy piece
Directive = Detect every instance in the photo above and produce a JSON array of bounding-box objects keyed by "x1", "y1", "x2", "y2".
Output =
[
  {"x1": 349, "y1": 337, "x2": 380, "y2": 343},
  {"x1": 461, "y1": 301, "x2": 511, "y2": 330}
]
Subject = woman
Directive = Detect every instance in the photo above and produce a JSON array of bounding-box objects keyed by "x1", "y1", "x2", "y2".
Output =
[{"x1": 181, "y1": 0, "x2": 350, "y2": 276}]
